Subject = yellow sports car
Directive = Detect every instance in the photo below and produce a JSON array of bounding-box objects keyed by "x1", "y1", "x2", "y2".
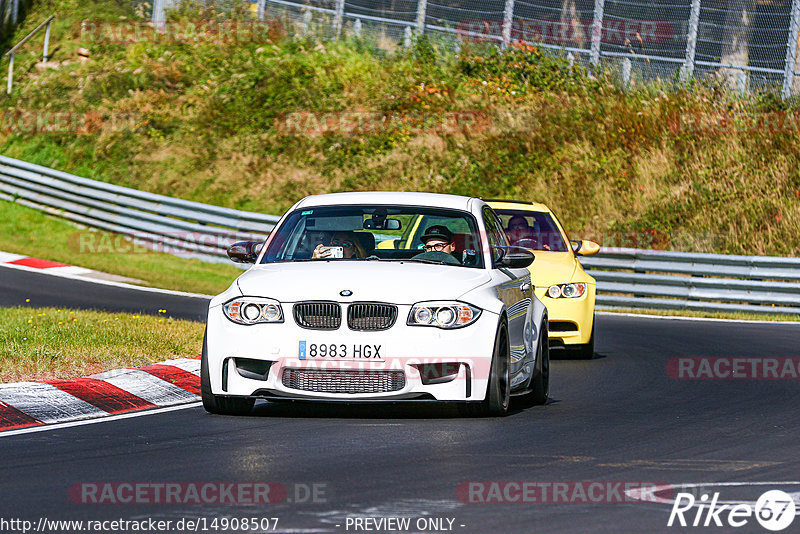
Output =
[{"x1": 486, "y1": 199, "x2": 599, "y2": 359}]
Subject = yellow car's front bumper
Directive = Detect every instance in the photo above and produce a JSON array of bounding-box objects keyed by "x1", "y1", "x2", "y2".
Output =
[{"x1": 535, "y1": 284, "x2": 595, "y2": 346}]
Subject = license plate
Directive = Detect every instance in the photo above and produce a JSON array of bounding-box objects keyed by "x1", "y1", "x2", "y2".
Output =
[{"x1": 298, "y1": 341, "x2": 384, "y2": 360}]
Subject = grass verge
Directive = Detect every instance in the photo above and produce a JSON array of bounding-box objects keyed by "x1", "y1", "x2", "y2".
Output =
[
  {"x1": 0, "y1": 306, "x2": 205, "y2": 382},
  {"x1": 0, "y1": 199, "x2": 242, "y2": 295},
  {"x1": 598, "y1": 307, "x2": 800, "y2": 323}
]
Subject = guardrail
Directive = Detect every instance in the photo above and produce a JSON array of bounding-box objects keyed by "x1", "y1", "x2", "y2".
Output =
[
  {"x1": 1, "y1": 154, "x2": 798, "y2": 315},
  {"x1": 0, "y1": 155, "x2": 280, "y2": 263},
  {"x1": 581, "y1": 248, "x2": 800, "y2": 315},
  {"x1": 4, "y1": 15, "x2": 54, "y2": 94}
]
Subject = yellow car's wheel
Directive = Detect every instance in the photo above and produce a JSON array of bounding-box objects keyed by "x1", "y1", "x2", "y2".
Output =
[{"x1": 573, "y1": 317, "x2": 595, "y2": 360}]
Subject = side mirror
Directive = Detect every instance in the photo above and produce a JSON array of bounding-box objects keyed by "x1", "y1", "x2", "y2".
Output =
[
  {"x1": 227, "y1": 241, "x2": 262, "y2": 264},
  {"x1": 571, "y1": 240, "x2": 600, "y2": 256},
  {"x1": 492, "y1": 246, "x2": 535, "y2": 269}
]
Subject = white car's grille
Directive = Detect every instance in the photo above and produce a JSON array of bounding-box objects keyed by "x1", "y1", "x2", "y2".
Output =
[
  {"x1": 347, "y1": 303, "x2": 397, "y2": 331},
  {"x1": 293, "y1": 302, "x2": 341, "y2": 329},
  {"x1": 282, "y1": 368, "x2": 405, "y2": 394}
]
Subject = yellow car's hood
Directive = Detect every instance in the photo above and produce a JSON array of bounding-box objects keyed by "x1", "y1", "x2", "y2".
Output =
[{"x1": 529, "y1": 252, "x2": 578, "y2": 287}]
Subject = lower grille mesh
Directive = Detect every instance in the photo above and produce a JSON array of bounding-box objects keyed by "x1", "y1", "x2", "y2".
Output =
[{"x1": 282, "y1": 368, "x2": 405, "y2": 394}]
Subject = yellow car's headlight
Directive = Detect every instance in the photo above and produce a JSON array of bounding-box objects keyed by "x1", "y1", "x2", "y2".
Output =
[{"x1": 546, "y1": 283, "x2": 586, "y2": 299}]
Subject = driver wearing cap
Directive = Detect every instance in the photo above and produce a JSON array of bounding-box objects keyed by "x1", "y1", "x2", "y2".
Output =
[
  {"x1": 414, "y1": 225, "x2": 461, "y2": 265},
  {"x1": 420, "y1": 225, "x2": 455, "y2": 254}
]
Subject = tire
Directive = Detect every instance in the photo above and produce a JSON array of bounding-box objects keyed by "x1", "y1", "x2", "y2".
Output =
[
  {"x1": 459, "y1": 319, "x2": 510, "y2": 417},
  {"x1": 526, "y1": 322, "x2": 550, "y2": 406},
  {"x1": 520, "y1": 321, "x2": 549, "y2": 406},
  {"x1": 573, "y1": 317, "x2": 595, "y2": 360},
  {"x1": 201, "y1": 329, "x2": 255, "y2": 416}
]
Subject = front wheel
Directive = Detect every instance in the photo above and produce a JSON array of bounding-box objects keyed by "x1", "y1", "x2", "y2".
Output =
[
  {"x1": 459, "y1": 319, "x2": 510, "y2": 417},
  {"x1": 201, "y1": 330, "x2": 255, "y2": 416},
  {"x1": 573, "y1": 318, "x2": 595, "y2": 360}
]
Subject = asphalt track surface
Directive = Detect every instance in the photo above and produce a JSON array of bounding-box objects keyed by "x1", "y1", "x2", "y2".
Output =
[{"x1": 2, "y1": 265, "x2": 800, "y2": 533}]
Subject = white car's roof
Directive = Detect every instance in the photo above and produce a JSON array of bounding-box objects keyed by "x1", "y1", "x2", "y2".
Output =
[{"x1": 295, "y1": 191, "x2": 478, "y2": 211}]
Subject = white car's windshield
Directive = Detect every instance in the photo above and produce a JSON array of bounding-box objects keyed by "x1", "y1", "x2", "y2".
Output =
[{"x1": 260, "y1": 205, "x2": 485, "y2": 268}]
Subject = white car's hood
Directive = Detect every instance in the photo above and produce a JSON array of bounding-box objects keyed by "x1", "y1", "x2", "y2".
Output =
[{"x1": 236, "y1": 261, "x2": 491, "y2": 304}]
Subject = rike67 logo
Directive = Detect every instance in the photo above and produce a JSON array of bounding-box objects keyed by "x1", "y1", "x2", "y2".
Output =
[{"x1": 668, "y1": 490, "x2": 797, "y2": 531}]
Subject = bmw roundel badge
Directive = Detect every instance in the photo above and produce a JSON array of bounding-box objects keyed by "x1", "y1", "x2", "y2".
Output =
[{"x1": 340, "y1": 289, "x2": 353, "y2": 297}]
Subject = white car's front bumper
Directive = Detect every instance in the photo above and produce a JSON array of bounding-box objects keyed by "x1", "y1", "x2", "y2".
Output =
[{"x1": 206, "y1": 303, "x2": 500, "y2": 402}]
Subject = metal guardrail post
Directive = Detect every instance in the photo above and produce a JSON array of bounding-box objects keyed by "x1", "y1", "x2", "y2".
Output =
[
  {"x1": 589, "y1": 0, "x2": 605, "y2": 68},
  {"x1": 333, "y1": 0, "x2": 345, "y2": 39},
  {"x1": 681, "y1": 0, "x2": 701, "y2": 81},
  {"x1": 502, "y1": 0, "x2": 515, "y2": 48},
  {"x1": 416, "y1": 0, "x2": 427, "y2": 36},
  {"x1": 782, "y1": 0, "x2": 800, "y2": 99}
]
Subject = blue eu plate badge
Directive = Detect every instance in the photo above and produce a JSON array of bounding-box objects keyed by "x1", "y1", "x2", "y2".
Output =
[{"x1": 298, "y1": 340, "x2": 307, "y2": 360}]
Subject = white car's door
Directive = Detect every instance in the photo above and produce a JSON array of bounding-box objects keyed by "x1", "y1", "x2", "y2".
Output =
[{"x1": 481, "y1": 207, "x2": 535, "y2": 380}]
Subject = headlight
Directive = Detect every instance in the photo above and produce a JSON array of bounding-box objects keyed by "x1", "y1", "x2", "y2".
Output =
[
  {"x1": 408, "y1": 301, "x2": 481, "y2": 329},
  {"x1": 223, "y1": 297, "x2": 284, "y2": 325},
  {"x1": 545, "y1": 282, "x2": 587, "y2": 299}
]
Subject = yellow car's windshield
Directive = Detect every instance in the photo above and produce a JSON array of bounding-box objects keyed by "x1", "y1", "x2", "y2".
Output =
[{"x1": 492, "y1": 209, "x2": 569, "y2": 252}]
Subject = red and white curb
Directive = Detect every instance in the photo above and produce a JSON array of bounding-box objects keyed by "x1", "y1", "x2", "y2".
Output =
[
  {"x1": 0, "y1": 250, "x2": 144, "y2": 284},
  {"x1": 0, "y1": 357, "x2": 202, "y2": 432},
  {"x1": 0, "y1": 251, "x2": 93, "y2": 275}
]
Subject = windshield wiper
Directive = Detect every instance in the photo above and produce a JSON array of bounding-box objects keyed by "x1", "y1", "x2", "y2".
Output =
[{"x1": 398, "y1": 258, "x2": 451, "y2": 265}]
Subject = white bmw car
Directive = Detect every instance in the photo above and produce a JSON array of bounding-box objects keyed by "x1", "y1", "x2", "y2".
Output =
[{"x1": 202, "y1": 192, "x2": 549, "y2": 417}]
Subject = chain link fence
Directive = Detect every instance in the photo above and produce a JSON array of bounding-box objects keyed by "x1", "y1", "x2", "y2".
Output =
[{"x1": 153, "y1": 0, "x2": 800, "y2": 97}]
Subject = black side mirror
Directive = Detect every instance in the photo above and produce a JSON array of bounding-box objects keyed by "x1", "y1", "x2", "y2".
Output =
[
  {"x1": 227, "y1": 241, "x2": 262, "y2": 264},
  {"x1": 492, "y1": 246, "x2": 535, "y2": 269}
]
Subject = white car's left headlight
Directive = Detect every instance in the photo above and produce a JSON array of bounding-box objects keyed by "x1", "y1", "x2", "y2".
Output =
[
  {"x1": 223, "y1": 297, "x2": 284, "y2": 325},
  {"x1": 546, "y1": 282, "x2": 587, "y2": 299},
  {"x1": 408, "y1": 301, "x2": 481, "y2": 329}
]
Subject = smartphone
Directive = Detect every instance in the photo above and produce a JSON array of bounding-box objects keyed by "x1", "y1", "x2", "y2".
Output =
[{"x1": 327, "y1": 246, "x2": 344, "y2": 258}]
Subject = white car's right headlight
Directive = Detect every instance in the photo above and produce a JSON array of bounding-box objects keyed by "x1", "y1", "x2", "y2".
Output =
[
  {"x1": 223, "y1": 297, "x2": 284, "y2": 325},
  {"x1": 407, "y1": 301, "x2": 481, "y2": 329}
]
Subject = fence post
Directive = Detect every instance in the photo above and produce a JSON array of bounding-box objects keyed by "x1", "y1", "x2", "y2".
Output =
[
  {"x1": 11, "y1": 0, "x2": 17, "y2": 25},
  {"x1": 404, "y1": 26, "x2": 413, "y2": 48},
  {"x1": 42, "y1": 20, "x2": 51, "y2": 62},
  {"x1": 152, "y1": 0, "x2": 166, "y2": 32},
  {"x1": 590, "y1": 0, "x2": 605, "y2": 67},
  {"x1": 416, "y1": 0, "x2": 427, "y2": 36},
  {"x1": 6, "y1": 52, "x2": 13, "y2": 95},
  {"x1": 502, "y1": 0, "x2": 515, "y2": 48},
  {"x1": 333, "y1": 0, "x2": 345, "y2": 39},
  {"x1": 257, "y1": 0, "x2": 266, "y2": 22},
  {"x1": 782, "y1": 0, "x2": 800, "y2": 99},
  {"x1": 300, "y1": 9, "x2": 312, "y2": 37},
  {"x1": 353, "y1": 18, "x2": 362, "y2": 38},
  {"x1": 622, "y1": 57, "x2": 631, "y2": 87},
  {"x1": 681, "y1": 0, "x2": 701, "y2": 81},
  {"x1": 736, "y1": 70, "x2": 747, "y2": 93}
]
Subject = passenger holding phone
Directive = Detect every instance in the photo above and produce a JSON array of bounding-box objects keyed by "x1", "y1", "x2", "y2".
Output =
[{"x1": 312, "y1": 231, "x2": 367, "y2": 259}]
